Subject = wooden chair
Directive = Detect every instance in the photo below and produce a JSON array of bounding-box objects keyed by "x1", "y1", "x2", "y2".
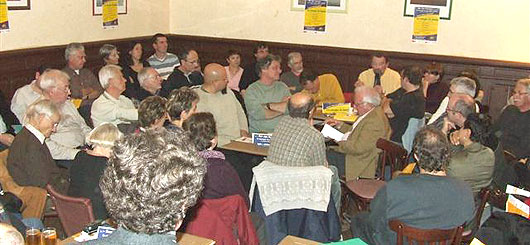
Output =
[
  {"x1": 389, "y1": 220, "x2": 463, "y2": 245},
  {"x1": 46, "y1": 184, "x2": 95, "y2": 236},
  {"x1": 0, "y1": 149, "x2": 47, "y2": 218},
  {"x1": 462, "y1": 187, "x2": 491, "y2": 242},
  {"x1": 342, "y1": 138, "x2": 408, "y2": 212}
]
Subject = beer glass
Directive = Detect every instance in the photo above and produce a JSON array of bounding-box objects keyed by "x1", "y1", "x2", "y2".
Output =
[
  {"x1": 25, "y1": 227, "x2": 41, "y2": 245},
  {"x1": 42, "y1": 227, "x2": 57, "y2": 245}
]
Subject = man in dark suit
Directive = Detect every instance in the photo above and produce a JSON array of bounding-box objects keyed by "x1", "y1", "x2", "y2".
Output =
[{"x1": 7, "y1": 99, "x2": 68, "y2": 193}]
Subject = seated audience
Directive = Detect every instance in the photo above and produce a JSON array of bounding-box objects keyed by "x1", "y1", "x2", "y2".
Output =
[
  {"x1": 422, "y1": 62, "x2": 449, "y2": 114},
  {"x1": 280, "y1": 52, "x2": 304, "y2": 93},
  {"x1": 147, "y1": 33, "x2": 179, "y2": 80},
  {"x1": 447, "y1": 113, "x2": 495, "y2": 194},
  {"x1": 135, "y1": 67, "x2": 163, "y2": 102},
  {"x1": 0, "y1": 115, "x2": 14, "y2": 149},
  {"x1": 225, "y1": 49, "x2": 244, "y2": 92},
  {"x1": 239, "y1": 42, "x2": 269, "y2": 96},
  {"x1": 166, "y1": 87, "x2": 199, "y2": 129},
  {"x1": 382, "y1": 65, "x2": 425, "y2": 144},
  {"x1": 62, "y1": 42, "x2": 102, "y2": 101},
  {"x1": 244, "y1": 54, "x2": 291, "y2": 133},
  {"x1": 428, "y1": 76, "x2": 478, "y2": 124},
  {"x1": 7, "y1": 100, "x2": 68, "y2": 192},
  {"x1": 183, "y1": 112, "x2": 248, "y2": 204},
  {"x1": 39, "y1": 69, "x2": 92, "y2": 160},
  {"x1": 491, "y1": 78, "x2": 530, "y2": 160},
  {"x1": 458, "y1": 70, "x2": 485, "y2": 106},
  {"x1": 356, "y1": 54, "x2": 401, "y2": 95},
  {"x1": 194, "y1": 63, "x2": 249, "y2": 147},
  {"x1": 121, "y1": 41, "x2": 150, "y2": 99},
  {"x1": 99, "y1": 44, "x2": 120, "y2": 66},
  {"x1": 10, "y1": 65, "x2": 49, "y2": 123},
  {"x1": 137, "y1": 96, "x2": 168, "y2": 131},
  {"x1": 68, "y1": 123, "x2": 122, "y2": 220},
  {"x1": 91, "y1": 65, "x2": 138, "y2": 127},
  {"x1": 350, "y1": 127, "x2": 474, "y2": 244},
  {"x1": 0, "y1": 223, "x2": 24, "y2": 245},
  {"x1": 439, "y1": 93, "x2": 476, "y2": 135},
  {"x1": 326, "y1": 86, "x2": 391, "y2": 180},
  {"x1": 161, "y1": 49, "x2": 203, "y2": 97},
  {"x1": 300, "y1": 71, "x2": 344, "y2": 105},
  {"x1": 86, "y1": 129, "x2": 206, "y2": 244}
]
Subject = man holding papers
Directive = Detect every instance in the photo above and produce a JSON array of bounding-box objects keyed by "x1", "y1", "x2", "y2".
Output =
[{"x1": 325, "y1": 86, "x2": 391, "y2": 180}]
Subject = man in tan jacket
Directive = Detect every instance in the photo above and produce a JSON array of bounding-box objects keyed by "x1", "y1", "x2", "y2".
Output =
[{"x1": 326, "y1": 86, "x2": 391, "y2": 180}]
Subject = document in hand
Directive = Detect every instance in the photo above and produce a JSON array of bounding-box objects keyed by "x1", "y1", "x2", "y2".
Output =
[{"x1": 321, "y1": 124, "x2": 344, "y2": 142}]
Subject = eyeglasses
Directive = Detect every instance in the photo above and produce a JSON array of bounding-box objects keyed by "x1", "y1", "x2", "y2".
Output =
[
  {"x1": 427, "y1": 70, "x2": 439, "y2": 75},
  {"x1": 446, "y1": 108, "x2": 460, "y2": 115},
  {"x1": 511, "y1": 90, "x2": 529, "y2": 97},
  {"x1": 186, "y1": 59, "x2": 200, "y2": 65}
]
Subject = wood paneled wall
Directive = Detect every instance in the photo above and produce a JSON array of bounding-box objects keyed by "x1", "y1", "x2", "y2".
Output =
[{"x1": 1, "y1": 34, "x2": 529, "y2": 120}]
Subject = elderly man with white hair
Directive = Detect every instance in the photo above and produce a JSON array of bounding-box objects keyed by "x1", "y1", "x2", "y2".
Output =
[
  {"x1": 428, "y1": 76, "x2": 479, "y2": 124},
  {"x1": 280, "y1": 52, "x2": 304, "y2": 93},
  {"x1": 61, "y1": 42, "x2": 102, "y2": 100},
  {"x1": 91, "y1": 65, "x2": 138, "y2": 127},
  {"x1": 134, "y1": 67, "x2": 163, "y2": 102},
  {"x1": 39, "y1": 69, "x2": 92, "y2": 161},
  {"x1": 326, "y1": 86, "x2": 391, "y2": 180}
]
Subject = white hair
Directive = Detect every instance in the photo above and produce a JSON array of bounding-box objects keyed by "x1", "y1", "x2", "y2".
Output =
[
  {"x1": 23, "y1": 99, "x2": 60, "y2": 125},
  {"x1": 65, "y1": 42, "x2": 85, "y2": 61},
  {"x1": 450, "y1": 77, "x2": 476, "y2": 97},
  {"x1": 98, "y1": 64, "x2": 122, "y2": 89},
  {"x1": 517, "y1": 78, "x2": 530, "y2": 93},
  {"x1": 287, "y1": 52, "x2": 302, "y2": 66},
  {"x1": 355, "y1": 86, "x2": 381, "y2": 106},
  {"x1": 137, "y1": 67, "x2": 156, "y2": 87},
  {"x1": 0, "y1": 223, "x2": 24, "y2": 245},
  {"x1": 38, "y1": 69, "x2": 70, "y2": 92},
  {"x1": 86, "y1": 123, "x2": 123, "y2": 149}
]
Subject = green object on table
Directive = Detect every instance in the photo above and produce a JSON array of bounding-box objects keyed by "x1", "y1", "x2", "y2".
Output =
[{"x1": 324, "y1": 238, "x2": 368, "y2": 245}]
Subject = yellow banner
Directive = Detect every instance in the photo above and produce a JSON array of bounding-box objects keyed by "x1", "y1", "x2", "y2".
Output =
[
  {"x1": 102, "y1": 0, "x2": 118, "y2": 28},
  {"x1": 412, "y1": 7, "x2": 439, "y2": 43},
  {"x1": 0, "y1": 0, "x2": 9, "y2": 32},
  {"x1": 304, "y1": 0, "x2": 327, "y2": 33}
]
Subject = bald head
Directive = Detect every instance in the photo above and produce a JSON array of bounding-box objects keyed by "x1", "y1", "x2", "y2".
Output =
[
  {"x1": 288, "y1": 93, "x2": 315, "y2": 119},
  {"x1": 203, "y1": 63, "x2": 228, "y2": 93}
]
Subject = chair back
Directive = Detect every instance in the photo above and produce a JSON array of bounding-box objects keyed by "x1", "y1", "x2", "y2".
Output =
[
  {"x1": 376, "y1": 138, "x2": 408, "y2": 181},
  {"x1": 462, "y1": 187, "x2": 491, "y2": 242},
  {"x1": 46, "y1": 184, "x2": 95, "y2": 236},
  {"x1": 401, "y1": 117, "x2": 425, "y2": 153},
  {"x1": 389, "y1": 220, "x2": 463, "y2": 245},
  {"x1": 0, "y1": 150, "x2": 23, "y2": 195}
]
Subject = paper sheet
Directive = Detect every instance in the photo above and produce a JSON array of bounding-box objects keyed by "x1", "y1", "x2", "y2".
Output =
[{"x1": 321, "y1": 124, "x2": 344, "y2": 142}]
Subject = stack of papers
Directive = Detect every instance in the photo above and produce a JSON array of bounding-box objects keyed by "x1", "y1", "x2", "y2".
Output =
[
  {"x1": 505, "y1": 184, "x2": 530, "y2": 219},
  {"x1": 321, "y1": 124, "x2": 344, "y2": 142}
]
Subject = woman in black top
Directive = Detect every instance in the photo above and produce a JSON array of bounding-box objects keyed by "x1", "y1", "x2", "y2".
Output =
[
  {"x1": 121, "y1": 41, "x2": 150, "y2": 100},
  {"x1": 68, "y1": 123, "x2": 122, "y2": 220}
]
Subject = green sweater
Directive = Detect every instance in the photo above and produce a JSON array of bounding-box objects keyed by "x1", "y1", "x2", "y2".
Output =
[{"x1": 244, "y1": 80, "x2": 290, "y2": 133}]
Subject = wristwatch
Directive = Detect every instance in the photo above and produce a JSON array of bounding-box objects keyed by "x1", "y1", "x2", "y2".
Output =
[{"x1": 266, "y1": 103, "x2": 271, "y2": 110}]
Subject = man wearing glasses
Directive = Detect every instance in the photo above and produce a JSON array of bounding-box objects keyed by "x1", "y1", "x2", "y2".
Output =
[
  {"x1": 428, "y1": 76, "x2": 478, "y2": 125},
  {"x1": 161, "y1": 48, "x2": 204, "y2": 97}
]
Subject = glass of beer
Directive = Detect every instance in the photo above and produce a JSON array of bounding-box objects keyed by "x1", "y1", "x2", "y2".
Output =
[
  {"x1": 25, "y1": 227, "x2": 41, "y2": 245},
  {"x1": 42, "y1": 227, "x2": 57, "y2": 245}
]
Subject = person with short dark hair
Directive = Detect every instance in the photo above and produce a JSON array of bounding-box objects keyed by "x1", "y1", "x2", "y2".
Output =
[
  {"x1": 121, "y1": 41, "x2": 151, "y2": 99},
  {"x1": 382, "y1": 65, "x2": 425, "y2": 143},
  {"x1": 161, "y1": 48, "x2": 203, "y2": 97},
  {"x1": 138, "y1": 96, "x2": 167, "y2": 130},
  {"x1": 350, "y1": 127, "x2": 475, "y2": 244},
  {"x1": 146, "y1": 33, "x2": 179, "y2": 80},
  {"x1": 239, "y1": 42, "x2": 269, "y2": 95},
  {"x1": 86, "y1": 128, "x2": 205, "y2": 244},
  {"x1": 225, "y1": 49, "x2": 244, "y2": 92},
  {"x1": 422, "y1": 62, "x2": 449, "y2": 114},
  {"x1": 300, "y1": 70, "x2": 344, "y2": 106},
  {"x1": 244, "y1": 54, "x2": 291, "y2": 133},
  {"x1": 166, "y1": 87, "x2": 199, "y2": 128},
  {"x1": 356, "y1": 54, "x2": 401, "y2": 95},
  {"x1": 182, "y1": 112, "x2": 248, "y2": 204}
]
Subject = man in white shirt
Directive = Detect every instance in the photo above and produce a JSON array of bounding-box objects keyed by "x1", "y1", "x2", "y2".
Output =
[
  {"x1": 428, "y1": 76, "x2": 479, "y2": 125},
  {"x1": 10, "y1": 65, "x2": 49, "y2": 123},
  {"x1": 39, "y1": 69, "x2": 92, "y2": 160},
  {"x1": 91, "y1": 65, "x2": 138, "y2": 127}
]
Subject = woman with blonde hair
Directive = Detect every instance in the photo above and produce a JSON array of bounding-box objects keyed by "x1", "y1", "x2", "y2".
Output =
[{"x1": 68, "y1": 123, "x2": 123, "y2": 220}]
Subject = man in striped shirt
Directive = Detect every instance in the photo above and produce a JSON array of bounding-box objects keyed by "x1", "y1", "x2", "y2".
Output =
[{"x1": 146, "y1": 33, "x2": 179, "y2": 80}]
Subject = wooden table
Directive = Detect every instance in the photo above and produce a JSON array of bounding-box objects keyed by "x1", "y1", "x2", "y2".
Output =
[
  {"x1": 219, "y1": 140, "x2": 269, "y2": 156},
  {"x1": 59, "y1": 232, "x2": 215, "y2": 244}
]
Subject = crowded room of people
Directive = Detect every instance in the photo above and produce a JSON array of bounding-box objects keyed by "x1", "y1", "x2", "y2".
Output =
[{"x1": 0, "y1": 1, "x2": 528, "y2": 244}]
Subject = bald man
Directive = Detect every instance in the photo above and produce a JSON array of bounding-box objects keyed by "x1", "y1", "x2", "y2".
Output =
[{"x1": 193, "y1": 63, "x2": 249, "y2": 147}]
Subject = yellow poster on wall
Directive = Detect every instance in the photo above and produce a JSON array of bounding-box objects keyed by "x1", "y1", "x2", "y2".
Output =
[
  {"x1": 304, "y1": 0, "x2": 327, "y2": 33},
  {"x1": 0, "y1": 0, "x2": 9, "y2": 32},
  {"x1": 102, "y1": 0, "x2": 118, "y2": 29},
  {"x1": 412, "y1": 7, "x2": 439, "y2": 43}
]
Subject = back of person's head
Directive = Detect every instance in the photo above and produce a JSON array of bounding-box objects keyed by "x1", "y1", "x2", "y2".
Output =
[
  {"x1": 24, "y1": 99, "x2": 60, "y2": 125},
  {"x1": 458, "y1": 70, "x2": 480, "y2": 98},
  {"x1": 86, "y1": 123, "x2": 122, "y2": 149},
  {"x1": 39, "y1": 69, "x2": 70, "y2": 92},
  {"x1": 100, "y1": 128, "x2": 206, "y2": 234},
  {"x1": 37, "y1": 64, "x2": 52, "y2": 76},
  {"x1": 138, "y1": 96, "x2": 167, "y2": 128},
  {"x1": 288, "y1": 93, "x2": 316, "y2": 119},
  {"x1": 401, "y1": 65, "x2": 423, "y2": 86},
  {"x1": 65, "y1": 42, "x2": 84, "y2": 61},
  {"x1": 413, "y1": 127, "x2": 451, "y2": 172},
  {"x1": 166, "y1": 87, "x2": 199, "y2": 120},
  {"x1": 0, "y1": 223, "x2": 24, "y2": 245},
  {"x1": 463, "y1": 113, "x2": 492, "y2": 146},
  {"x1": 151, "y1": 33, "x2": 167, "y2": 44},
  {"x1": 299, "y1": 70, "x2": 318, "y2": 86},
  {"x1": 182, "y1": 112, "x2": 217, "y2": 151},
  {"x1": 256, "y1": 54, "x2": 281, "y2": 76},
  {"x1": 354, "y1": 86, "x2": 381, "y2": 107},
  {"x1": 450, "y1": 77, "x2": 476, "y2": 97},
  {"x1": 98, "y1": 64, "x2": 122, "y2": 89}
]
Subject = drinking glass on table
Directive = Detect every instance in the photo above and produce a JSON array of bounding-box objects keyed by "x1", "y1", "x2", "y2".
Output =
[
  {"x1": 43, "y1": 227, "x2": 58, "y2": 245},
  {"x1": 25, "y1": 227, "x2": 41, "y2": 245}
]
